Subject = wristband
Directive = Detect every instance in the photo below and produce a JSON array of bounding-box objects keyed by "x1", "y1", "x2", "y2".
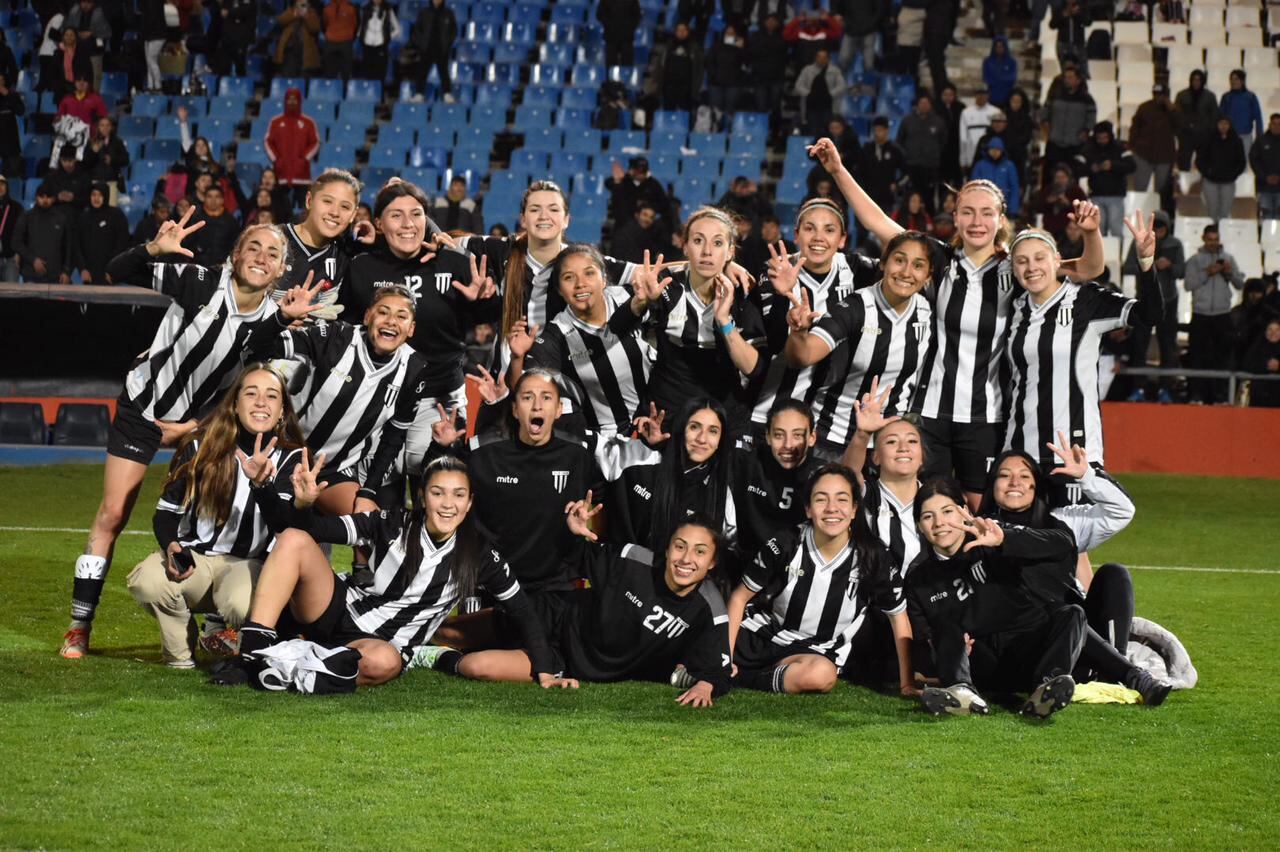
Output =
[
  {"x1": 718, "y1": 320, "x2": 737, "y2": 336},
  {"x1": 1138, "y1": 255, "x2": 1155, "y2": 272}
]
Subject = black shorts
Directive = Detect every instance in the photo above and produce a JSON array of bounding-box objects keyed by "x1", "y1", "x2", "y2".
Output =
[
  {"x1": 492, "y1": 588, "x2": 574, "y2": 653},
  {"x1": 918, "y1": 417, "x2": 1003, "y2": 493},
  {"x1": 277, "y1": 574, "x2": 382, "y2": 648},
  {"x1": 733, "y1": 627, "x2": 836, "y2": 679},
  {"x1": 106, "y1": 395, "x2": 163, "y2": 464}
]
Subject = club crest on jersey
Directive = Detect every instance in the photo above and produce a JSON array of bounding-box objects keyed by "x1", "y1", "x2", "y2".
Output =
[
  {"x1": 834, "y1": 282, "x2": 852, "y2": 300},
  {"x1": 1064, "y1": 483, "x2": 1083, "y2": 504},
  {"x1": 912, "y1": 320, "x2": 928, "y2": 340},
  {"x1": 998, "y1": 270, "x2": 1013, "y2": 291},
  {"x1": 1057, "y1": 305, "x2": 1074, "y2": 326},
  {"x1": 551, "y1": 470, "x2": 570, "y2": 493},
  {"x1": 434, "y1": 273, "x2": 452, "y2": 294},
  {"x1": 325, "y1": 258, "x2": 337, "y2": 280},
  {"x1": 384, "y1": 384, "x2": 400, "y2": 407}
]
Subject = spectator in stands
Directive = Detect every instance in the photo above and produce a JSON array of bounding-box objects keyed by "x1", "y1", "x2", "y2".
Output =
[
  {"x1": 1075, "y1": 121, "x2": 1132, "y2": 236},
  {"x1": 73, "y1": 182, "x2": 128, "y2": 284},
  {"x1": 1031, "y1": 162, "x2": 1087, "y2": 243},
  {"x1": 0, "y1": 33, "x2": 18, "y2": 90},
  {"x1": 244, "y1": 189, "x2": 276, "y2": 225},
  {"x1": 1173, "y1": 70, "x2": 1218, "y2": 173},
  {"x1": 64, "y1": 0, "x2": 111, "y2": 92},
  {"x1": 610, "y1": 200, "x2": 667, "y2": 264},
  {"x1": 838, "y1": 0, "x2": 882, "y2": 73},
  {"x1": 187, "y1": 184, "x2": 240, "y2": 267},
  {"x1": 38, "y1": 10, "x2": 68, "y2": 94},
  {"x1": 1156, "y1": 0, "x2": 1186, "y2": 24},
  {"x1": 0, "y1": 176, "x2": 22, "y2": 282},
  {"x1": 1220, "y1": 69, "x2": 1264, "y2": 161},
  {"x1": 959, "y1": 84, "x2": 1000, "y2": 172},
  {"x1": 598, "y1": 0, "x2": 641, "y2": 68},
  {"x1": 1042, "y1": 66, "x2": 1095, "y2": 187},
  {"x1": 265, "y1": 88, "x2": 320, "y2": 204},
  {"x1": 1232, "y1": 279, "x2": 1272, "y2": 362},
  {"x1": 0, "y1": 73, "x2": 24, "y2": 180},
  {"x1": 358, "y1": 0, "x2": 400, "y2": 83},
  {"x1": 822, "y1": 116, "x2": 861, "y2": 168},
  {"x1": 677, "y1": 0, "x2": 714, "y2": 42},
  {"x1": 736, "y1": 213, "x2": 790, "y2": 276},
  {"x1": 895, "y1": 0, "x2": 925, "y2": 81},
  {"x1": 1002, "y1": 88, "x2": 1035, "y2": 180},
  {"x1": 138, "y1": 0, "x2": 171, "y2": 93},
  {"x1": 783, "y1": 7, "x2": 843, "y2": 68},
  {"x1": 433, "y1": 175, "x2": 483, "y2": 234},
  {"x1": 13, "y1": 184, "x2": 71, "y2": 283},
  {"x1": 219, "y1": 0, "x2": 258, "y2": 76},
  {"x1": 132, "y1": 195, "x2": 171, "y2": 244},
  {"x1": 706, "y1": 23, "x2": 747, "y2": 126},
  {"x1": 1128, "y1": 84, "x2": 1176, "y2": 194},
  {"x1": 606, "y1": 157, "x2": 670, "y2": 225},
  {"x1": 1050, "y1": 0, "x2": 1089, "y2": 77},
  {"x1": 650, "y1": 21, "x2": 704, "y2": 117},
  {"x1": 748, "y1": 14, "x2": 787, "y2": 121},
  {"x1": 1196, "y1": 115, "x2": 1246, "y2": 223},
  {"x1": 1250, "y1": 114, "x2": 1280, "y2": 221},
  {"x1": 274, "y1": 0, "x2": 322, "y2": 78},
  {"x1": 44, "y1": 29, "x2": 92, "y2": 103},
  {"x1": 321, "y1": 0, "x2": 358, "y2": 82},
  {"x1": 412, "y1": 0, "x2": 457, "y2": 102},
  {"x1": 922, "y1": 0, "x2": 953, "y2": 92},
  {"x1": 46, "y1": 145, "x2": 90, "y2": 210},
  {"x1": 174, "y1": 106, "x2": 219, "y2": 179},
  {"x1": 56, "y1": 71, "x2": 106, "y2": 134},
  {"x1": 983, "y1": 36, "x2": 1017, "y2": 108},
  {"x1": 81, "y1": 116, "x2": 128, "y2": 190},
  {"x1": 937, "y1": 83, "x2": 965, "y2": 186},
  {"x1": 932, "y1": 211, "x2": 955, "y2": 242},
  {"x1": 715, "y1": 175, "x2": 773, "y2": 231},
  {"x1": 1242, "y1": 318, "x2": 1280, "y2": 407},
  {"x1": 896, "y1": 93, "x2": 948, "y2": 211},
  {"x1": 1185, "y1": 223, "x2": 1245, "y2": 404},
  {"x1": 793, "y1": 49, "x2": 846, "y2": 138},
  {"x1": 255, "y1": 167, "x2": 295, "y2": 222},
  {"x1": 893, "y1": 190, "x2": 933, "y2": 231},
  {"x1": 971, "y1": 137, "x2": 1020, "y2": 215},
  {"x1": 1124, "y1": 210, "x2": 1184, "y2": 403}
]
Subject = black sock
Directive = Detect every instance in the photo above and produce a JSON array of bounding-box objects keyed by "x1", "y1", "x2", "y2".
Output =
[
  {"x1": 71, "y1": 578, "x2": 105, "y2": 623},
  {"x1": 238, "y1": 621, "x2": 278, "y2": 663},
  {"x1": 735, "y1": 664, "x2": 790, "y2": 693},
  {"x1": 432, "y1": 648, "x2": 464, "y2": 676}
]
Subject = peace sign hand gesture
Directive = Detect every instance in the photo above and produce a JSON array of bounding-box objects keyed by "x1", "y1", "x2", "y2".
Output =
[
  {"x1": 431, "y1": 403, "x2": 462, "y2": 447},
  {"x1": 235, "y1": 432, "x2": 279, "y2": 485},
  {"x1": 766, "y1": 240, "x2": 806, "y2": 299},
  {"x1": 468, "y1": 364, "x2": 506, "y2": 404},
  {"x1": 633, "y1": 402, "x2": 670, "y2": 446},
  {"x1": 290, "y1": 448, "x2": 329, "y2": 509},
  {"x1": 453, "y1": 254, "x2": 498, "y2": 300},
  {"x1": 1046, "y1": 430, "x2": 1088, "y2": 479},
  {"x1": 508, "y1": 317, "x2": 539, "y2": 359},
  {"x1": 146, "y1": 205, "x2": 206, "y2": 258},
  {"x1": 785, "y1": 287, "x2": 822, "y2": 333},
  {"x1": 1124, "y1": 208, "x2": 1157, "y2": 260},
  {"x1": 631, "y1": 250, "x2": 672, "y2": 311},
  {"x1": 279, "y1": 270, "x2": 327, "y2": 322},
  {"x1": 564, "y1": 490, "x2": 604, "y2": 541},
  {"x1": 854, "y1": 375, "x2": 900, "y2": 435}
]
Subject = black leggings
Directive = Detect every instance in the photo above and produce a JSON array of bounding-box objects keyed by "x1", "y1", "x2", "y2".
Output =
[
  {"x1": 1077, "y1": 562, "x2": 1138, "y2": 682},
  {"x1": 936, "y1": 604, "x2": 1086, "y2": 692}
]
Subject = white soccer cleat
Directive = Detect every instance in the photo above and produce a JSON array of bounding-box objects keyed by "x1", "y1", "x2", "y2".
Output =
[{"x1": 921, "y1": 683, "x2": 990, "y2": 716}]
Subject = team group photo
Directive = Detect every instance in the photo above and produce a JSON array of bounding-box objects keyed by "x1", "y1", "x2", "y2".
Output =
[{"x1": 0, "y1": 0, "x2": 1277, "y2": 846}]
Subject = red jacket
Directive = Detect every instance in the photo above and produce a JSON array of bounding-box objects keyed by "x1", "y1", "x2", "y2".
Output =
[
  {"x1": 264, "y1": 87, "x2": 320, "y2": 186},
  {"x1": 57, "y1": 92, "x2": 107, "y2": 128}
]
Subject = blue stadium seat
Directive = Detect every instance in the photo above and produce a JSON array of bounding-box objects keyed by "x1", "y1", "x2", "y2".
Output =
[
  {"x1": 551, "y1": 151, "x2": 589, "y2": 174},
  {"x1": 371, "y1": 143, "x2": 409, "y2": 166},
  {"x1": 569, "y1": 65, "x2": 607, "y2": 87},
  {"x1": 465, "y1": 21, "x2": 499, "y2": 42},
  {"x1": 248, "y1": 114, "x2": 274, "y2": 140},
  {"x1": 608, "y1": 66, "x2": 642, "y2": 89},
  {"x1": 683, "y1": 155, "x2": 722, "y2": 177},
  {"x1": 206, "y1": 96, "x2": 244, "y2": 120},
  {"x1": 485, "y1": 62, "x2": 522, "y2": 87},
  {"x1": 554, "y1": 108, "x2": 592, "y2": 129},
  {"x1": 529, "y1": 64, "x2": 565, "y2": 87},
  {"x1": 238, "y1": 140, "x2": 270, "y2": 165},
  {"x1": 728, "y1": 133, "x2": 766, "y2": 158},
  {"x1": 524, "y1": 127, "x2": 563, "y2": 152},
  {"x1": 420, "y1": 124, "x2": 456, "y2": 148},
  {"x1": 455, "y1": 126, "x2": 493, "y2": 152},
  {"x1": 549, "y1": 5, "x2": 586, "y2": 25},
  {"x1": 129, "y1": 159, "x2": 168, "y2": 188},
  {"x1": 315, "y1": 148, "x2": 354, "y2": 172},
  {"x1": 119, "y1": 115, "x2": 155, "y2": 138},
  {"x1": 649, "y1": 130, "x2": 685, "y2": 153},
  {"x1": 346, "y1": 79, "x2": 382, "y2": 102},
  {"x1": 672, "y1": 176, "x2": 715, "y2": 206},
  {"x1": 560, "y1": 87, "x2": 596, "y2": 111},
  {"x1": 379, "y1": 124, "x2": 416, "y2": 148},
  {"x1": 510, "y1": 149, "x2": 548, "y2": 173},
  {"x1": 122, "y1": 137, "x2": 144, "y2": 163},
  {"x1": 565, "y1": 217, "x2": 603, "y2": 243},
  {"x1": 430, "y1": 103, "x2": 468, "y2": 130},
  {"x1": 731, "y1": 112, "x2": 769, "y2": 136},
  {"x1": 392, "y1": 100, "x2": 429, "y2": 125},
  {"x1": 522, "y1": 85, "x2": 559, "y2": 108},
  {"x1": 170, "y1": 95, "x2": 208, "y2": 118},
  {"x1": 570, "y1": 173, "x2": 605, "y2": 197},
  {"x1": 513, "y1": 1, "x2": 545, "y2": 22},
  {"x1": 539, "y1": 42, "x2": 574, "y2": 66},
  {"x1": 268, "y1": 77, "x2": 306, "y2": 100},
  {"x1": 488, "y1": 170, "x2": 527, "y2": 197},
  {"x1": 100, "y1": 71, "x2": 128, "y2": 100},
  {"x1": 411, "y1": 145, "x2": 448, "y2": 170},
  {"x1": 38, "y1": 91, "x2": 57, "y2": 113},
  {"x1": 200, "y1": 119, "x2": 237, "y2": 150},
  {"x1": 502, "y1": 21, "x2": 536, "y2": 44},
  {"x1": 471, "y1": 0, "x2": 505, "y2": 24},
  {"x1": 469, "y1": 105, "x2": 505, "y2": 131},
  {"x1": 455, "y1": 43, "x2": 493, "y2": 64},
  {"x1": 688, "y1": 132, "x2": 727, "y2": 154},
  {"x1": 514, "y1": 104, "x2": 553, "y2": 128},
  {"x1": 338, "y1": 101, "x2": 376, "y2": 125},
  {"x1": 154, "y1": 117, "x2": 185, "y2": 141},
  {"x1": 563, "y1": 128, "x2": 603, "y2": 155},
  {"x1": 309, "y1": 78, "x2": 344, "y2": 103},
  {"x1": 880, "y1": 73, "x2": 916, "y2": 98},
  {"x1": 845, "y1": 93, "x2": 875, "y2": 116},
  {"x1": 362, "y1": 165, "x2": 397, "y2": 188},
  {"x1": 608, "y1": 130, "x2": 646, "y2": 152},
  {"x1": 446, "y1": 167, "x2": 480, "y2": 194},
  {"x1": 722, "y1": 154, "x2": 761, "y2": 179},
  {"x1": 775, "y1": 176, "x2": 807, "y2": 206},
  {"x1": 651, "y1": 110, "x2": 688, "y2": 133},
  {"x1": 131, "y1": 94, "x2": 168, "y2": 118},
  {"x1": 402, "y1": 167, "x2": 442, "y2": 193},
  {"x1": 327, "y1": 120, "x2": 366, "y2": 147},
  {"x1": 219, "y1": 76, "x2": 254, "y2": 98},
  {"x1": 576, "y1": 44, "x2": 606, "y2": 66},
  {"x1": 576, "y1": 194, "x2": 607, "y2": 219},
  {"x1": 452, "y1": 148, "x2": 489, "y2": 174},
  {"x1": 648, "y1": 154, "x2": 680, "y2": 184},
  {"x1": 474, "y1": 83, "x2": 514, "y2": 108}
]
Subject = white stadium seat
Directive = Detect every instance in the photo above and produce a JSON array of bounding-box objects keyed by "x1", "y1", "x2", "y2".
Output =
[
  {"x1": 1113, "y1": 21, "x2": 1151, "y2": 45},
  {"x1": 1151, "y1": 22, "x2": 1188, "y2": 44},
  {"x1": 1191, "y1": 27, "x2": 1228, "y2": 46},
  {"x1": 1189, "y1": 5, "x2": 1225, "y2": 28}
]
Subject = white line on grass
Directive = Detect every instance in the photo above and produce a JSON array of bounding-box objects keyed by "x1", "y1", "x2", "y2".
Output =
[{"x1": 0, "y1": 526, "x2": 151, "y2": 535}]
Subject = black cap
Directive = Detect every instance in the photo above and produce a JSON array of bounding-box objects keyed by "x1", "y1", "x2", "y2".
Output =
[
  {"x1": 1093, "y1": 121, "x2": 1114, "y2": 136},
  {"x1": 629, "y1": 156, "x2": 648, "y2": 170},
  {"x1": 36, "y1": 182, "x2": 54, "y2": 197}
]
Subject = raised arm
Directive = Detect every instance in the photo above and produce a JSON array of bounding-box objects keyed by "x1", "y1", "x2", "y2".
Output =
[{"x1": 808, "y1": 137, "x2": 903, "y2": 244}]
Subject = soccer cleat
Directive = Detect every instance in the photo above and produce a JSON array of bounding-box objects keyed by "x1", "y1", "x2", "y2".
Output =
[
  {"x1": 669, "y1": 665, "x2": 697, "y2": 690},
  {"x1": 1021, "y1": 674, "x2": 1076, "y2": 718},
  {"x1": 1129, "y1": 669, "x2": 1173, "y2": 707},
  {"x1": 60, "y1": 623, "x2": 91, "y2": 659},
  {"x1": 208, "y1": 658, "x2": 249, "y2": 686},
  {"x1": 920, "y1": 683, "x2": 989, "y2": 716},
  {"x1": 166, "y1": 657, "x2": 196, "y2": 670},
  {"x1": 198, "y1": 627, "x2": 240, "y2": 657},
  {"x1": 409, "y1": 645, "x2": 453, "y2": 670}
]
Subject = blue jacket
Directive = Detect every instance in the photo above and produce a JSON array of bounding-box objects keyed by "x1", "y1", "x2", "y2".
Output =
[
  {"x1": 1220, "y1": 89, "x2": 1263, "y2": 139},
  {"x1": 970, "y1": 138, "x2": 1021, "y2": 215},
  {"x1": 983, "y1": 36, "x2": 1018, "y2": 106}
]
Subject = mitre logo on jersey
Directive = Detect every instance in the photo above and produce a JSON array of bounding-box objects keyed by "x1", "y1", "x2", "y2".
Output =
[
  {"x1": 551, "y1": 470, "x2": 570, "y2": 492},
  {"x1": 434, "y1": 273, "x2": 452, "y2": 294},
  {"x1": 1057, "y1": 305, "x2": 1074, "y2": 326}
]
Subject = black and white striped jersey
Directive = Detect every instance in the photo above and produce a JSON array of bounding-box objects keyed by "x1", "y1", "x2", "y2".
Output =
[
  {"x1": 460, "y1": 235, "x2": 636, "y2": 330},
  {"x1": 1004, "y1": 274, "x2": 1159, "y2": 466},
  {"x1": 268, "y1": 223, "x2": 352, "y2": 312},
  {"x1": 912, "y1": 245, "x2": 1017, "y2": 424},
  {"x1": 740, "y1": 525, "x2": 904, "y2": 667},
  {"x1": 304, "y1": 508, "x2": 555, "y2": 669},
  {"x1": 108, "y1": 246, "x2": 278, "y2": 422},
  {"x1": 750, "y1": 252, "x2": 880, "y2": 426},
  {"x1": 244, "y1": 317, "x2": 426, "y2": 474},
  {"x1": 153, "y1": 436, "x2": 304, "y2": 559},
  {"x1": 860, "y1": 475, "x2": 923, "y2": 578},
  {"x1": 809, "y1": 283, "x2": 932, "y2": 448},
  {"x1": 645, "y1": 269, "x2": 768, "y2": 433},
  {"x1": 526, "y1": 287, "x2": 655, "y2": 436}
]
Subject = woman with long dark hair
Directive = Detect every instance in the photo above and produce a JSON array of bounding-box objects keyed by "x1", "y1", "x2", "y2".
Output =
[{"x1": 127, "y1": 363, "x2": 306, "y2": 667}]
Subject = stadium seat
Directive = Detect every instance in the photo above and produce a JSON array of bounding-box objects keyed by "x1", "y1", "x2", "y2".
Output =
[
  {"x1": 486, "y1": 62, "x2": 523, "y2": 86},
  {"x1": 503, "y1": 21, "x2": 536, "y2": 45},
  {"x1": 562, "y1": 128, "x2": 603, "y2": 155},
  {"x1": 338, "y1": 101, "x2": 376, "y2": 126},
  {"x1": 530, "y1": 64, "x2": 565, "y2": 87},
  {"x1": 100, "y1": 71, "x2": 128, "y2": 101},
  {"x1": 561, "y1": 87, "x2": 597, "y2": 110},
  {"x1": 569, "y1": 65, "x2": 607, "y2": 87},
  {"x1": 649, "y1": 130, "x2": 685, "y2": 154},
  {"x1": 268, "y1": 77, "x2": 306, "y2": 100},
  {"x1": 200, "y1": 119, "x2": 237, "y2": 151},
  {"x1": 455, "y1": 126, "x2": 493, "y2": 151},
  {"x1": 363, "y1": 165, "x2": 397, "y2": 188},
  {"x1": 456, "y1": 43, "x2": 493, "y2": 64},
  {"x1": 346, "y1": 79, "x2": 382, "y2": 102},
  {"x1": 452, "y1": 148, "x2": 489, "y2": 173},
  {"x1": 379, "y1": 124, "x2": 416, "y2": 148},
  {"x1": 522, "y1": 85, "x2": 560, "y2": 108},
  {"x1": 688, "y1": 132, "x2": 727, "y2": 154},
  {"x1": 565, "y1": 217, "x2": 604, "y2": 243},
  {"x1": 143, "y1": 138, "x2": 181, "y2": 162},
  {"x1": 539, "y1": 42, "x2": 574, "y2": 66},
  {"x1": 652, "y1": 111, "x2": 688, "y2": 133},
  {"x1": 371, "y1": 143, "x2": 410, "y2": 166},
  {"x1": 469, "y1": 105, "x2": 506, "y2": 131},
  {"x1": 118, "y1": 115, "x2": 154, "y2": 138},
  {"x1": 392, "y1": 100, "x2": 429, "y2": 125},
  {"x1": 683, "y1": 155, "x2": 722, "y2": 177},
  {"x1": 728, "y1": 133, "x2": 766, "y2": 158},
  {"x1": 403, "y1": 167, "x2": 442, "y2": 193},
  {"x1": 412, "y1": 146, "x2": 449, "y2": 170},
  {"x1": 511, "y1": 149, "x2": 550, "y2": 173},
  {"x1": 555, "y1": 108, "x2": 592, "y2": 129},
  {"x1": 53, "y1": 404, "x2": 110, "y2": 447},
  {"x1": 238, "y1": 140, "x2": 270, "y2": 165},
  {"x1": 475, "y1": 83, "x2": 514, "y2": 108},
  {"x1": 608, "y1": 129, "x2": 646, "y2": 153},
  {"x1": 551, "y1": 151, "x2": 589, "y2": 174},
  {"x1": 130, "y1": 94, "x2": 168, "y2": 118},
  {"x1": 524, "y1": 127, "x2": 563, "y2": 151},
  {"x1": 493, "y1": 42, "x2": 529, "y2": 65},
  {"x1": 515, "y1": 104, "x2": 553, "y2": 128},
  {"x1": 0, "y1": 402, "x2": 46, "y2": 444},
  {"x1": 309, "y1": 78, "x2": 344, "y2": 103}
]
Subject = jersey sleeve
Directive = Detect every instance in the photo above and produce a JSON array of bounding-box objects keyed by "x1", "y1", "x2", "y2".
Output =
[
  {"x1": 998, "y1": 524, "x2": 1078, "y2": 564},
  {"x1": 732, "y1": 290, "x2": 769, "y2": 382},
  {"x1": 602, "y1": 254, "x2": 637, "y2": 287},
  {"x1": 152, "y1": 441, "x2": 196, "y2": 549},
  {"x1": 870, "y1": 550, "x2": 907, "y2": 616},
  {"x1": 1051, "y1": 466, "x2": 1135, "y2": 553},
  {"x1": 742, "y1": 535, "x2": 787, "y2": 594},
  {"x1": 242, "y1": 310, "x2": 301, "y2": 361},
  {"x1": 591, "y1": 432, "x2": 662, "y2": 482},
  {"x1": 679, "y1": 604, "x2": 733, "y2": 697},
  {"x1": 524, "y1": 326, "x2": 566, "y2": 373},
  {"x1": 359, "y1": 361, "x2": 432, "y2": 500},
  {"x1": 1078, "y1": 281, "x2": 1134, "y2": 332},
  {"x1": 811, "y1": 296, "x2": 864, "y2": 355},
  {"x1": 477, "y1": 545, "x2": 558, "y2": 675}
]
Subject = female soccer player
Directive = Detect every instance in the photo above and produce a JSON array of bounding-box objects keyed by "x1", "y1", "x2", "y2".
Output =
[
  {"x1": 61, "y1": 214, "x2": 289, "y2": 659},
  {"x1": 641, "y1": 207, "x2": 767, "y2": 436},
  {"x1": 782, "y1": 231, "x2": 934, "y2": 459},
  {"x1": 730, "y1": 399, "x2": 821, "y2": 563},
  {"x1": 126, "y1": 363, "x2": 306, "y2": 667},
  {"x1": 728, "y1": 464, "x2": 914, "y2": 696},
  {"x1": 908, "y1": 477, "x2": 1085, "y2": 718},
  {"x1": 219, "y1": 455, "x2": 569, "y2": 693},
  {"x1": 808, "y1": 137, "x2": 1106, "y2": 506},
  {"x1": 748, "y1": 198, "x2": 880, "y2": 440},
  {"x1": 268, "y1": 168, "x2": 363, "y2": 319},
  {"x1": 507, "y1": 243, "x2": 661, "y2": 437},
  {"x1": 977, "y1": 448, "x2": 1171, "y2": 705},
  {"x1": 1003, "y1": 213, "x2": 1167, "y2": 480},
  {"x1": 431, "y1": 507, "x2": 732, "y2": 707}
]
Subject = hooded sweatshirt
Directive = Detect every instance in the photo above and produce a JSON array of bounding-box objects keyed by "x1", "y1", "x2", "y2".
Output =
[
  {"x1": 969, "y1": 137, "x2": 1021, "y2": 215},
  {"x1": 264, "y1": 87, "x2": 320, "y2": 186},
  {"x1": 982, "y1": 36, "x2": 1018, "y2": 106}
]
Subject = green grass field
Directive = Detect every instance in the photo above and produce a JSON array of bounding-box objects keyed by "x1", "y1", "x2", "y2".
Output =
[{"x1": 1, "y1": 465, "x2": 1278, "y2": 849}]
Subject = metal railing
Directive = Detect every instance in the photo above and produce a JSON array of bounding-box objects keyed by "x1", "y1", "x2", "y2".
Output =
[{"x1": 1118, "y1": 366, "x2": 1280, "y2": 405}]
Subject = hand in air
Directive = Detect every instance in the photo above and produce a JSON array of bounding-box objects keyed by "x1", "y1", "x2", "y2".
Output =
[
  {"x1": 452, "y1": 254, "x2": 498, "y2": 300},
  {"x1": 632, "y1": 402, "x2": 670, "y2": 446},
  {"x1": 235, "y1": 432, "x2": 278, "y2": 485},
  {"x1": 564, "y1": 490, "x2": 603, "y2": 541},
  {"x1": 853, "y1": 375, "x2": 900, "y2": 434},
  {"x1": 290, "y1": 448, "x2": 329, "y2": 508},
  {"x1": 632, "y1": 250, "x2": 672, "y2": 309},
  {"x1": 943, "y1": 510, "x2": 1004, "y2": 552},
  {"x1": 279, "y1": 270, "x2": 327, "y2": 321},
  {"x1": 1124, "y1": 208, "x2": 1157, "y2": 260},
  {"x1": 766, "y1": 240, "x2": 805, "y2": 299},
  {"x1": 147, "y1": 205, "x2": 206, "y2": 258},
  {"x1": 468, "y1": 364, "x2": 506, "y2": 404},
  {"x1": 712, "y1": 275, "x2": 737, "y2": 326},
  {"x1": 1046, "y1": 429, "x2": 1088, "y2": 479},
  {"x1": 431, "y1": 403, "x2": 462, "y2": 446},
  {"x1": 507, "y1": 317, "x2": 539, "y2": 358},
  {"x1": 1067, "y1": 199, "x2": 1100, "y2": 233},
  {"x1": 785, "y1": 287, "x2": 822, "y2": 333},
  {"x1": 806, "y1": 137, "x2": 843, "y2": 173}
]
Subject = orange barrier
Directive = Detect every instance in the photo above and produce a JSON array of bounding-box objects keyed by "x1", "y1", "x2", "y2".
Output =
[
  {"x1": 1, "y1": 396, "x2": 118, "y2": 426},
  {"x1": 1102, "y1": 402, "x2": 1280, "y2": 479}
]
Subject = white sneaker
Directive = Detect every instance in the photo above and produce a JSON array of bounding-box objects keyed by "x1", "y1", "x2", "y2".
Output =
[
  {"x1": 921, "y1": 683, "x2": 989, "y2": 716},
  {"x1": 409, "y1": 645, "x2": 452, "y2": 670},
  {"x1": 166, "y1": 657, "x2": 197, "y2": 669}
]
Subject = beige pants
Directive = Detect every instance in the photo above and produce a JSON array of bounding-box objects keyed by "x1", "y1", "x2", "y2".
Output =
[{"x1": 127, "y1": 551, "x2": 262, "y2": 665}]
